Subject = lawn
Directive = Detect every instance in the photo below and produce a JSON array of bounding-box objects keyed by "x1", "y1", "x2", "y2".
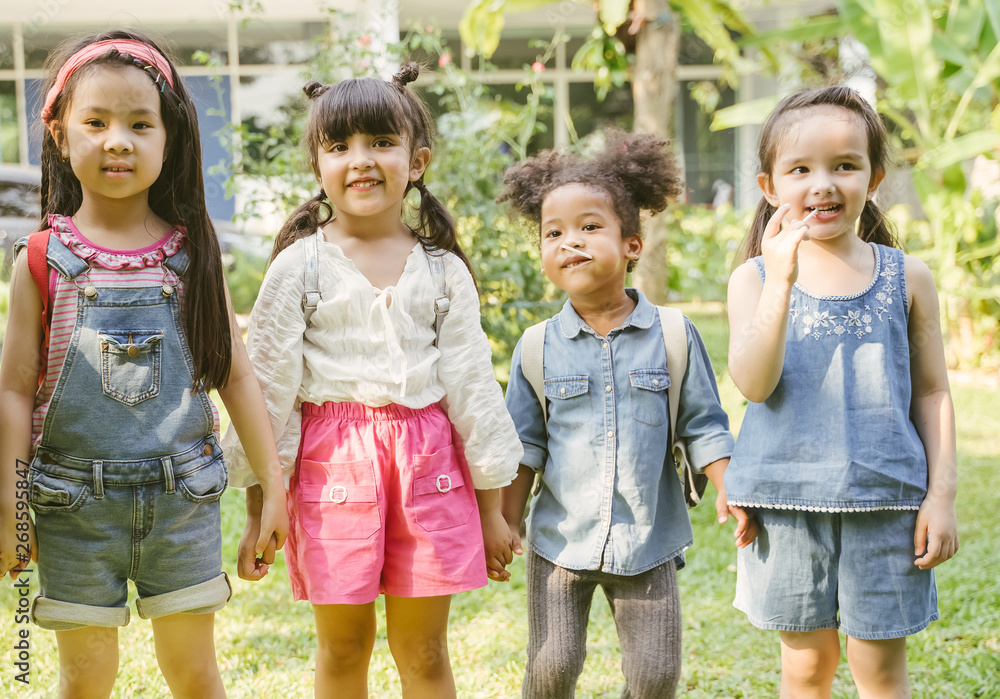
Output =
[{"x1": 2, "y1": 306, "x2": 998, "y2": 697}]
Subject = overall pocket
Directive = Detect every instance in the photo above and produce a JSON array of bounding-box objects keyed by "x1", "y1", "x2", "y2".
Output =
[
  {"x1": 99, "y1": 330, "x2": 163, "y2": 406},
  {"x1": 177, "y1": 456, "x2": 229, "y2": 503},
  {"x1": 544, "y1": 376, "x2": 591, "y2": 430},
  {"x1": 297, "y1": 459, "x2": 380, "y2": 540},
  {"x1": 411, "y1": 445, "x2": 474, "y2": 532},
  {"x1": 629, "y1": 369, "x2": 670, "y2": 427},
  {"x1": 28, "y1": 469, "x2": 91, "y2": 514}
]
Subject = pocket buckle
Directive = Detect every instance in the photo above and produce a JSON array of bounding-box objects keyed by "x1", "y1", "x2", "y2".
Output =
[
  {"x1": 329, "y1": 485, "x2": 348, "y2": 504},
  {"x1": 435, "y1": 474, "x2": 452, "y2": 494}
]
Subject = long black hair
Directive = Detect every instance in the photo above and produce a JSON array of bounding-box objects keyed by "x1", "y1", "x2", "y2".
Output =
[
  {"x1": 271, "y1": 63, "x2": 473, "y2": 276},
  {"x1": 39, "y1": 29, "x2": 232, "y2": 390},
  {"x1": 742, "y1": 86, "x2": 899, "y2": 261}
]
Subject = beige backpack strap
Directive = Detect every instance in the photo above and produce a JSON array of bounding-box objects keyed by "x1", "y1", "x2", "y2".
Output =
[
  {"x1": 658, "y1": 306, "x2": 687, "y2": 447},
  {"x1": 520, "y1": 320, "x2": 548, "y2": 426}
]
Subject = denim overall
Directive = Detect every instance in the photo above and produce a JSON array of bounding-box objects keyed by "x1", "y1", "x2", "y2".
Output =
[{"x1": 22, "y1": 231, "x2": 231, "y2": 631}]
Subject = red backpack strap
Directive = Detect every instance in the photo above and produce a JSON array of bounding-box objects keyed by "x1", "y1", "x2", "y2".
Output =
[
  {"x1": 27, "y1": 230, "x2": 52, "y2": 315},
  {"x1": 27, "y1": 230, "x2": 52, "y2": 388}
]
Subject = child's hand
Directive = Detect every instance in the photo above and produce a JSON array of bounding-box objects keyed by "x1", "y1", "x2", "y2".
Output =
[
  {"x1": 508, "y1": 520, "x2": 524, "y2": 559},
  {"x1": 237, "y1": 484, "x2": 288, "y2": 581},
  {"x1": 713, "y1": 490, "x2": 759, "y2": 548},
  {"x1": 914, "y1": 493, "x2": 959, "y2": 569},
  {"x1": 1, "y1": 516, "x2": 37, "y2": 580},
  {"x1": 761, "y1": 203, "x2": 811, "y2": 287},
  {"x1": 476, "y1": 489, "x2": 514, "y2": 582}
]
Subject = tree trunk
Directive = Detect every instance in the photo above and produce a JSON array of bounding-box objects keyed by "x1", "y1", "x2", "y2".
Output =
[{"x1": 631, "y1": 0, "x2": 680, "y2": 305}]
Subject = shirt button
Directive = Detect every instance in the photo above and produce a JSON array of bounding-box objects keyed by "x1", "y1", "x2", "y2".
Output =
[
  {"x1": 607, "y1": 430, "x2": 614, "y2": 438},
  {"x1": 605, "y1": 385, "x2": 612, "y2": 393},
  {"x1": 653, "y1": 379, "x2": 660, "y2": 386},
  {"x1": 602, "y1": 342, "x2": 609, "y2": 349},
  {"x1": 560, "y1": 387, "x2": 566, "y2": 395}
]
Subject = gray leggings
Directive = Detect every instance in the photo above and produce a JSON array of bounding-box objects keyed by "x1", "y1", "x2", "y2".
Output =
[{"x1": 523, "y1": 550, "x2": 682, "y2": 699}]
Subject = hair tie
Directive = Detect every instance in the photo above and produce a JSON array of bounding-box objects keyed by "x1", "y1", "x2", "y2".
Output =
[
  {"x1": 41, "y1": 39, "x2": 175, "y2": 125},
  {"x1": 303, "y1": 81, "x2": 330, "y2": 100},
  {"x1": 392, "y1": 63, "x2": 420, "y2": 88},
  {"x1": 414, "y1": 180, "x2": 429, "y2": 194}
]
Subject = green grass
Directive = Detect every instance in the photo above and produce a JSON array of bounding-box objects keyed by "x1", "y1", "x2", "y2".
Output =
[{"x1": 2, "y1": 305, "x2": 998, "y2": 697}]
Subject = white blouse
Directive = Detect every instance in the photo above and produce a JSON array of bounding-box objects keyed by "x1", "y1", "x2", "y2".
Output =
[{"x1": 221, "y1": 234, "x2": 522, "y2": 491}]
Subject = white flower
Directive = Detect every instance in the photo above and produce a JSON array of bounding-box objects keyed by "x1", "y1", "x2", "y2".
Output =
[
  {"x1": 812, "y1": 331, "x2": 823, "y2": 340},
  {"x1": 804, "y1": 315, "x2": 814, "y2": 326},
  {"x1": 834, "y1": 325, "x2": 846, "y2": 335},
  {"x1": 862, "y1": 314, "x2": 872, "y2": 324},
  {"x1": 876, "y1": 292, "x2": 886, "y2": 302},
  {"x1": 846, "y1": 310, "x2": 862, "y2": 327},
  {"x1": 813, "y1": 310, "x2": 831, "y2": 327},
  {"x1": 866, "y1": 326, "x2": 872, "y2": 333}
]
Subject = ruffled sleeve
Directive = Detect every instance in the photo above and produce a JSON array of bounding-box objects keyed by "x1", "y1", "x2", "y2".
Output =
[
  {"x1": 50, "y1": 214, "x2": 184, "y2": 269},
  {"x1": 221, "y1": 240, "x2": 308, "y2": 488},
  {"x1": 435, "y1": 254, "x2": 522, "y2": 490}
]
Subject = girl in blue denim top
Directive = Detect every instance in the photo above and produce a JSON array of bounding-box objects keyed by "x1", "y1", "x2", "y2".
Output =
[
  {"x1": 725, "y1": 87, "x2": 959, "y2": 697},
  {"x1": 0, "y1": 30, "x2": 287, "y2": 699},
  {"x1": 499, "y1": 131, "x2": 757, "y2": 698}
]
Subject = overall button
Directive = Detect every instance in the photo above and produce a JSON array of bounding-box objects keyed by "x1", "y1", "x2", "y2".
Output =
[
  {"x1": 127, "y1": 345, "x2": 140, "y2": 358},
  {"x1": 203, "y1": 444, "x2": 213, "y2": 456}
]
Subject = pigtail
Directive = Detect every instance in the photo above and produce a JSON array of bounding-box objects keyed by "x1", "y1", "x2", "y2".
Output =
[
  {"x1": 603, "y1": 130, "x2": 683, "y2": 213},
  {"x1": 858, "y1": 199, "x2": 900, "y2": 249},
  {"x1": 270, "y1": 191, "x2": 333, "y2": 262},
  {"x1": 411, "y1": 179, "x2": 475, "y2": 280},
  {"x1": 741, "y1": 198, "x2": 776, "y2": 263},
  {"x1": 497, "y1": 150, "x2": 566, "y2": 224}
]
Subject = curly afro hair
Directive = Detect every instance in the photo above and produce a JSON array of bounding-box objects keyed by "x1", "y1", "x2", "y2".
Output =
[{"x1": 498, "y1": 129, "x2": 683, "y2": 271}]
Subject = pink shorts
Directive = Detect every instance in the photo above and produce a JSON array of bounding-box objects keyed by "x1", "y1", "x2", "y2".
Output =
[{"x1": 285, "y1": 401, "x2": 487, "y2": 604}]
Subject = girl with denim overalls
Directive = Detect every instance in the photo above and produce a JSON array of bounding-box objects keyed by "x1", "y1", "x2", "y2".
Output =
[
  {"x1": 725, "y1": 86, "x2": 959, "y2": 697},
  {"x1": 0, "y1": 30, "x2": 287, "y2": 699},
  {"x1": 221, "y1": 64, "x2": 521, "y2": 697}
]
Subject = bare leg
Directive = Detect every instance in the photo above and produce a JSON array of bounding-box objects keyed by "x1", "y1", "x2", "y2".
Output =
[
  {"x1": 55, "y1": 626, "x2": 119, "y2": 699},
  {"x1": 313, "y1": 602, "x2": 377, "y2": 699},
  {"x1": 779, "y1": 629, "x2": 841, "y2": 699},
  {"x1": 846, "y1": 636, "x2": 910, "y2": 699},
  {"x1": 151, "y1": 612, "x2": 226, "y2": 699},
  {"x1": 385, "y1": 595, "x2": 456, "y2": 699}
]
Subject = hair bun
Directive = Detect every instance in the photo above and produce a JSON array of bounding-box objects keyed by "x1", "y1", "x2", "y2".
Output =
[
  {"x1": 303, "y1": 81, "x2": 330, "y2": 100},
  {"x1": 392, "y1": 63, "x2": 420, "y2": 87}
]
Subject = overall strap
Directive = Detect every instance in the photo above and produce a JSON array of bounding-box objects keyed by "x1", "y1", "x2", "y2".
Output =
[
  {"x1": 520, "y1": 320, "x2": 548, "y2": 426},
  {"x1": 162, "y1": 246, "x2": 190, "y2": 276},
  {"x1": 425, "y1": 250, "x2": 450, "y2": 347},
  {"x1": 301, "y1": 232, "x2": 321, "y2": 325}
]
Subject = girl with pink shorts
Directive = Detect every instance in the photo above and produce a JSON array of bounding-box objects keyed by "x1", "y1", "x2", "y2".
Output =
[{"x1": 221, "y1": 63, "x2": 522, "y2": 698}]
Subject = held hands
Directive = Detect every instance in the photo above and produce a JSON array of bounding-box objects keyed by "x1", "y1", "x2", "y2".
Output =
[
  {"x1": 713, "y1": 490, "x2": 758, "y2": 548},
  {"x1": 914, "y1": 492, "x2": 959, "y2": 569},
  {"x1": 762, "y1": 204, "x2": 813, "y2": 288},
  {"x1": 237, "y1": 484, "x2": 289, "y2": 581},
  {"x1": 477, "y1": 489, "x2": 514, "y2": 582}
]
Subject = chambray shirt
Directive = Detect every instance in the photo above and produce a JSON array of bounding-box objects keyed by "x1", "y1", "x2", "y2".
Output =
[{"x1": 505, "y1": 290, "x2": 735, "y2": 575}]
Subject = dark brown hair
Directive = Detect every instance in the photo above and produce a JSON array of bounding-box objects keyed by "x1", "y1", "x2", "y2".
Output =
[
  {"x1": 39, "y1": 29, "x2": 232, "y2": 390},
  {"x1": 497, "y1": 129, "x2": 683, "y2": 272},
  {"x1": 271, "y1": 63, "x2": 472, "y2": 276},
  {"x1": 741, "y1": 86, "x2": 898, "y2": 261}
]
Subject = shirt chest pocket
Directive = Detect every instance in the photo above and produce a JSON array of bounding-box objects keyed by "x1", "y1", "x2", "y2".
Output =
[
  {"x1": 99, "y1": 330, "x2": 164, "y2": 406},
  {"x1": 629, "y1": 369, "x2": 670, "y2": 427},
  {"x1": 544, "y1": 376, "x2": 591, "y2": 430}
]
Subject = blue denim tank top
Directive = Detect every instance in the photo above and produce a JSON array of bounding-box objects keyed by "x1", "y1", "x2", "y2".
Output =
[
  {"x1": 33, "y1": 227, "x2": 217, "y2": 466},
  {"x1": 724, "y1": 243, "x2": 927, "y2": 511}
]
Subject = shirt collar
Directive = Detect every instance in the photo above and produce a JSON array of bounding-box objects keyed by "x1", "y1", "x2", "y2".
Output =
[{"x1": 557, "y1": 288, "x2": 657, "y2": 338}]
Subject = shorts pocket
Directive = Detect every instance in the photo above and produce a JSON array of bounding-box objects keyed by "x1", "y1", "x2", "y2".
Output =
[
  {"x1": 629, "y1": 369, "x2": 670, "y2": 427},
  {"x1": 412, "y1": 445, "x2": 475, "y2": 532},
  {"x1": 99, "y1": 330, "x2": 163, "y2": 406},
  {"x1": 177, "y1": 456, "x2": 229, "y2": 503},
  {"x1": 544, "y1": 376, "x2": 591, "y2": 430},
  {"x1": 298, "y1": 459, "x2": 380, "y2": 540},
  {"x1": 28, "y1": 470, "x2": 91, "y2": 514}
]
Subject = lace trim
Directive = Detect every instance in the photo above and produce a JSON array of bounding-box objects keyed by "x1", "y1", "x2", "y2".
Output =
[
  {"x1": 49, "y1": 214, "x2": 185, "y2": 270},
  {"x1": 726, "y1": 500, "x2": 920, "y2": 513}
]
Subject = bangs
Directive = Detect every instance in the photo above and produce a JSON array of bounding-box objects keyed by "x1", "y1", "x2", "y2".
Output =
[{"x1": 313, "y1": 79, "x2": 412, "y2": 144}]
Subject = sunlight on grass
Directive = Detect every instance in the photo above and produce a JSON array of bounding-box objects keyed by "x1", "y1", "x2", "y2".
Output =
[{"x1": 2, "y1": 309, "x2": 997, "y2": 697}]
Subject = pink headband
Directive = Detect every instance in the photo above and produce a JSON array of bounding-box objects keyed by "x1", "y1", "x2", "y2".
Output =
[{"x1": 41, "y1": 39, "x2": 175, "y2": 125}]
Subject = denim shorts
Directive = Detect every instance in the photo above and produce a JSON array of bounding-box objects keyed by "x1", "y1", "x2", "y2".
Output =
[
  {"x1": 29, "y1": 438, "x2": 233, "y2": 631},
  {"x1": 733, "y1": 508, "x2": 938, "y2": 640}
]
